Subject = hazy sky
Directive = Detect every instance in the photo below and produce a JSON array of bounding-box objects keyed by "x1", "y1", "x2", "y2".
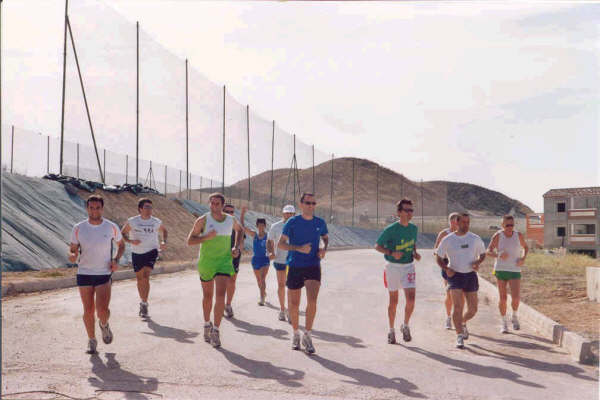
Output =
[{"x1": 3, "y1": 0, "x2": 599, "y2": 211}]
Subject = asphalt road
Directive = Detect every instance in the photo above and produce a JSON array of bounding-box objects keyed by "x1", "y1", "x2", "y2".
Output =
[{"x1": 2, "y1": 249, "x2": 598, "y2": 399}]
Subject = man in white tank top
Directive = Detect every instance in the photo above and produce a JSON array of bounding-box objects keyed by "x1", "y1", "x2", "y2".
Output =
[
  {"x1": 487, "y1": 215, "x2": 529, "y2": 333},
  {"x1": 121, "y1": 198, "x2": 168, "y2": 318}
]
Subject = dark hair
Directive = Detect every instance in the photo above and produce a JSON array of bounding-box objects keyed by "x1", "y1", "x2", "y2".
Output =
[
  {"x1": 396, "y1": 198, "x2": 412, "y2": 211},
  {"x1": 457, "y1": 212, "x2": 470, "y2": 221},
  {"x1": 256, "y1": 218, "x2": 266, "y2": 226},
  {"x1": 300, "y1": 192, "x2": 315, "y2": 203},
  {"x1": 86, "y1": 194, "x2": 104, "y2": 207},
  {"x1": 138, "y1": 198, "x2": 152, "y2": 210},
  {"x1": 503, "y1": 215, "x2": 514, "y2": 221},
  {"x1": 208, "y1": 192, "x2": 225, "y2": 205},
  {"x1": 223, "y1": 203, "x2": 234, "y2": 210},
  {"x1": 448, "y1": 212, "x2": 460, "y2": 222}
]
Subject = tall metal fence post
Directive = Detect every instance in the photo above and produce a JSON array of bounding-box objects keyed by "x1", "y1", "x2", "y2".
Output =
[
  {"x1": 222, "y1": 85, "x2": 226, "y2": 193},
  {"x1": 185, "y1": 59, "x2": 189, "y2": 200},
  {"x1": 421, "y1": 178, "x2": 424, "y2": 232},
  {"x1": 376, "y1": 163, "x2": 379, "y2": 228},
  {"x1": 352, "y1": 158, "x2": 355, "y2": 227},
  {"x1": 330, "y1": 154, "x2": 334, "y2": 223},
  {"x1": 59, "y1": 0, "x2": 69, "y2": 175},
  {"x1": 46, "y1": 135, "x2": 50, "y2": 174},
  {"x1": 136, "y1": 21, "x2": 139, "y2": 185},
  {"x1": 246, "y1": 104, "x2": 251, "y2": 203},
  {"x1": 76, "y1": 142, "x2": 79, "y2": 178},
  {"x1": 199, "y1": 176, "x2": 203, "y2": 203},
  {"x1": 103, "y1": 149, "x2": 106, "y2": 183},
  {"x1": 179, "y1": 169, "x2": 182, "y2": 198},
  {"x1": 270, "y1": 120, "x2": 274, "y2": 209},
  {"x1": 312, "y1": 145, "x2": 315, "y2": 194},
  {"x1": 125, "y1": 154, "x2": 128, "y2": 184},
  {"x1": 164, "y1": 165, "x2": 167, "y2": 196},
  {"x1": 10, "y1": 125, "x2": 13, "y2": 173}
]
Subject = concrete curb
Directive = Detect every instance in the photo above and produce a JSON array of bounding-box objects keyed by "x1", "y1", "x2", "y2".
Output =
[{"x1": 478, "y1": 275, "x2": 595, "y2": 364}]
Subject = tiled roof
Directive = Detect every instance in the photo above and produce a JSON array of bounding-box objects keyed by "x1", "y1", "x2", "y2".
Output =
[{"x1": 543, "y1": 187, "x2": 600, "y2": 198}]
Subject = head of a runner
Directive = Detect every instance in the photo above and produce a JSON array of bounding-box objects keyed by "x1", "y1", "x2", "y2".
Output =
[
  {"x1": 282, "y1": 204, "x2": 295, "y2": 222},
  {"x1": 208, "y1": 192, "x2": 225, "y2": 216},
  {"x1": 86, "y1": 194, "x2": 104, "y2": 223},
  {"x1": 256, "y1": 218, "x2": 267, "y2": 234},
  {"x1": 396, "y1": 198, "x2": 413, "y2": 225},
  {"x1": 449, "y1": 212, "x2": 460, "y2": 231},
  {"x1": 457, "y1": 212, "x2": 470, "y2": 234},
  {"x1": 299, "y1": 193, "x2": 316, "y2": 218},
  {"x1": 138, "y1": 198, "x2": 153, "y2": 219},
  {"x1": 502, "y1": 215, "x2": 514, "y2": 234},
  {"x1": 223, "y1": 203, "x2": 235, "y2": 216}
]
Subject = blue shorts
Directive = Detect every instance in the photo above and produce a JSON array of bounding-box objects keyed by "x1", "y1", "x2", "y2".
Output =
[
  {"x1": 251, "y1": 257, "x2": 270, "y2": 270},
  {"x1": 447, "y1": 271, "x2": 479, "y2": 292},
  {"x1": 273, "y1": 262, "x2": 287, "y2": 271}
]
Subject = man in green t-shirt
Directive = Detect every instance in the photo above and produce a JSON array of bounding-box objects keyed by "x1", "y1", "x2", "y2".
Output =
[{"x1": 375, "y1": 198, "x2": 421, "y2": 344}]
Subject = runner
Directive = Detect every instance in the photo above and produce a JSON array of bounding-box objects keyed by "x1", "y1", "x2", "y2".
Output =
[
  {"x1": 223, "y1": 203, "x2": 243, "y2": 319},
  {"x1": 69, "y1": 195, "x2": 124, "y2": 354},
  {"x1": 487, "y1": 215, "x2": 529, "y2": 333},
  {"x1": 240, "y1": 206, "x2": 270, "y2": 306},
  {"x1": 278, "y1": 193, "x2": 328, "y2": 354},
  {"x1": 375, "y1": 198, "x2": 422, "y2": 344},
  {"x1": 267, "y1": 205, "x2": 296, "y2": 322},
  {"x1": 121, "y1": 198, "x2": 167, "y2": 318},
  {"x1": 186, "y1": 193, "x2": 243, "y2": 348},
  {"x1": 433, "y1": 212, "x2": 460, "y2": 329},
  {"x1": 436, "y1": 212, "x2": 486, "y2": 349}
]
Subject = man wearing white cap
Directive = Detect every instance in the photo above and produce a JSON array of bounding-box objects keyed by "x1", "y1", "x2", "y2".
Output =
[{"x1": 267, "y1": 204, "x2": 296, "y2": 322}]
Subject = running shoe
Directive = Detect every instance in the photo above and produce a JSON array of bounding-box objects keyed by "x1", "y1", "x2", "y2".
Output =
[
  {"x1": 86, "y1": 338, "x2": 98, "y2": 354},
  {"x1": 292, "y1": 332, "x2": 301, "y2": 350},
  {"x1": 278, "y1": 310, "x2": 286, "y2": 321},
  {"x1": 456, "y1": 334, "x2": 465, "y2": 349},
  {"x1": 462, "y1": 324, "x2": 469, "y2": 340},
  {"x1": 258, "y1": 296, "x2": 266, "y2": 306},
  {"x1": 388, "y1": 330, "x2": 396, "y2": 344},
  {"x1": 224, "y1": 304, "x2": 234, "y2": 318},
  {"x1": 286, "y1": 310, "x2": 291, "y2": 324},
  {"x1": 501, "y1": 320, "x2": 509, "y2": 334},
  {"x1": 99, "y1": 321, "x2": 113, "y2": 344},
  {"x1": 203, "y1": 322, "x2": 213, "y2": 343},
  {"x1": 210, "y1": 327, "x2": 221, "y2": 348},
  {"x1": 445, "y1": 316, "x2": 452, "y2": 330},
  {"x1": 512, "y1": 315, "x2": 520, "y2": 331},
  {"x1": 401, "y1": 324, "x2": 412, "y2": 342},
  {"x1": 302, "y1": 333, "x2": 315, "y2": 354},
  {"x1": 139, "y1": 302, "x2": 148, "y2": 318}
]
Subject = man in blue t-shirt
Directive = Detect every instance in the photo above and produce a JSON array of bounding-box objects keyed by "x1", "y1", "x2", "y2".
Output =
[{"x1": 278, "y1": 192, "x2": 328, "y2": 354}]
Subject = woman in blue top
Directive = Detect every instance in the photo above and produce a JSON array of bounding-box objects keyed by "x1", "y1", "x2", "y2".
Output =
[{"x1": 241, "y1": 206, "x2": 270, "y2": 306}]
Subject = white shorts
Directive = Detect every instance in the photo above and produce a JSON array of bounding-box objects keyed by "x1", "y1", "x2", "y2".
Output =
[{"x1": 384, "y1": 263, "x2": 416, "y2": 291}]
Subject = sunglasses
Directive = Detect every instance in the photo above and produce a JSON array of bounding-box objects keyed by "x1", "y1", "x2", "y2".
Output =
[
  {"x1": 398, "y1": 208, "x2": 414, "y2": 213},
  {"x1": 303, "y1": 201, "x2": 317, "y2": 206},
  {"x1": 505, "y1": 224, "x2": 514, "y2": 227}
]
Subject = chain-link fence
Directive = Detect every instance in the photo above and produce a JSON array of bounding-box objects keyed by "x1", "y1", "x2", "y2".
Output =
[{"x1": 2, "y1": 0, "x2": 527, "y2": 237}]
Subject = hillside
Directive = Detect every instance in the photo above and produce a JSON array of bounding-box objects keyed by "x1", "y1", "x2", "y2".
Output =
[{"x1": 230, "y1": 157, "x2": 533, "y2": 220}]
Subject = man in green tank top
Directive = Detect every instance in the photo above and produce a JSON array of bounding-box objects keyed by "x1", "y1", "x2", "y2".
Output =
[{"x1": 187, "y1": 193, "x2": 244, "y2": 348}]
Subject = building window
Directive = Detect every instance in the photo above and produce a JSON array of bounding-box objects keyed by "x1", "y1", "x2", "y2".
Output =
[
  {"x1": 572, "y1": 224, "x2": 596, "y2": 235},
  {"x1": 557, "y1": 202, "x2": 566, "y2": 212},
  {"x1": 557, "y1": 227, "x2": 566, "y2": 237}
]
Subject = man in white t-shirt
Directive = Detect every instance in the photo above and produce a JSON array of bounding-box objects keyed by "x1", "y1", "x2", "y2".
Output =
[
  {"x1": 69, "y1": 195, "x2": 125, "y2": 354},
  {"x1": 436, "y1": 212, "x2": 486, "y2": 349},
  {"x1": 267, "y1": 204, "x2": 296, "y2": 322},
  {"x1": 121, "y1": 198, "x2": 168, "y2": 318}
]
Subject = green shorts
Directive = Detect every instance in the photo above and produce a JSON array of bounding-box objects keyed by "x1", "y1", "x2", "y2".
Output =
[
  {"x1": 493, "y1": 270, "x2": 521, "y2": 281},
  {"x1": 197, "y1": 260, "x2": 235, "y2": 282}
]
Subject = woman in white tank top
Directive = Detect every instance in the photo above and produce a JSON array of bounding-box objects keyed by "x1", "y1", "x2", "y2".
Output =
[{"x1": 487, "y1": 215, "x2": 529, "y2": 333}]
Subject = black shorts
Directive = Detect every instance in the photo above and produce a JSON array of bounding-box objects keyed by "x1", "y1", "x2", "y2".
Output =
[
  {"x1": 132, "y1": 249, "x2": 159, "y2": 272},
  {"x1": 232, "y1": 256, "x2": 241, "y2": 274},
  {"x1": 77, "y1": 274, "x2": 112, "y2": 287},
  {"x1": 286, "y1": 266, "x2": 321, "y2": 290},
  {"x1": 447, "y1": 271, "x2": 479, "y2": 292}
]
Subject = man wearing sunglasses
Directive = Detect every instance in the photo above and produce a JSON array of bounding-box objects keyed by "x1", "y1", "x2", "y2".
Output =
[
  {"x1": 436, "y1": 212, "x2": 486, "y2": 349},
  {"x1": 375, "y1": 198, "x2": 421, "y2": 344},
  {"x1": 486, "y1": 215, "x2": 528, "y2": 333},
  {"x1": 121, "y1": 198, "x2": 167, "y2": 318},
  {"x1": 278, "y1": 193, "x2": 328, "y2": 354}
]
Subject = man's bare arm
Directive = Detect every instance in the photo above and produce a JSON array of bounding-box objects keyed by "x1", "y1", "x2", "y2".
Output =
[
  {"x1": 187, "y1": 216, "x2": 217, "y2": 246},
  {"x1": 486, "y1": 233, "x2": 500, "y2": 257}
]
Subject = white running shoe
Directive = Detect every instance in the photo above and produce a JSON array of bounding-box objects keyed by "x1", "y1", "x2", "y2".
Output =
[
  {"x1": 286, "y1": 310, "x2": 291, "y2": 324},
  {"x1": 401, "y1": 324, "x2": 412, "y2": 342},
  {"x1": 224, "y1": 305, "x2": 234, "y2": 318},
  {"x1": 210, "y1": 327, "x2": 221, "y2": 348},
  {"x1": 462, "y1": 324, "x2": 469, "y2": 340},
  {"x1": 388, "y1": 331, "x2": 396, "y2": 344},
  {"x1": 292, "y1": 332, "x2": 301, "y2": 350},
  {"x1": 456, "y1": 334, "x2": 465, "y2": 349},
  {"x1": 278, "y1": 310, "x2": 286, "y2": 321},
  {"x1": 512, "y1": 315, "x2": 520, "y2": 331},
  {"x1": 501, "y1": 320, "x2": 509, "y2": 334},
  {"x1": 302, "y1": 333, "x2": 315, "y2": 354},
  {"x1": 99, "y1": 321, "x2": 113, "y2": 344},
  {"x1": 203, "y1": 322, "x2": 213, "y2": 343},
  {"x1": 445, "y1": 316, "x2": 452, "y2": 330},
  {"x1": 139, "y1": 302, "x2": 148, "y2": 318},
  {"x1": 258, "y1": 295, "x2": 266, "y2": 306},
  {"x1": 87, "y1": 338, "x2": 98, "y2": 354}
]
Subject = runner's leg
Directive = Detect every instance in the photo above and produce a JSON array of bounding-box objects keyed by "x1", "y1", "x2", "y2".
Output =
[
  {"x1": 450, "y1": 289, "x2": 464, "y2": 334},
  {"x1": 403, "y1": 288, "x2": 416, "y2": 325},
  {"x1": 79, "y1": 286, "x2": 96, "y2": 339},
  {"x1": 508, "y1": 278, "x2": 521, "y2": 313},
  {"x1": 213, "y1": 275, "x2": 228, "y2": 328},
  {"x1": 277, "y1": 269, "x2": 287, "y2": 311},
  {"x1": 444, "y1": 282, "x2": 453, "y2": 316},
  {"x1": 260, "y1": 265, "x2": 269, "y2": 299},
  {"x1": 388, "y1": 290, "x2": 399, "y2": 330},
  {"x1": 136, "y1": 266, "x2": 152, "y2": 303},
  {"x1": 288, "y1": 288, "x2": 301, "y2": 331},
  {"x1": 201, "y1": 280, "x2": 215, "y2": 323},
  {"x1": 226, "y1": 273, "x2": 237, "y2": 306},
  {"x1": 95, "y1": 280, "x2": 112, "y2": 326},
  {"x1": 462, "y1": 291, "x2": 478, "y2": 324},
  {"x1": 497, "y1": 278, "x2": 508, "y2": 317},
  {"x1": 253, "y1": 268, "x2": 263, "y2": 298},
  {"x1": 304, "y1": 279, "x2": 320, "y2": 332}
]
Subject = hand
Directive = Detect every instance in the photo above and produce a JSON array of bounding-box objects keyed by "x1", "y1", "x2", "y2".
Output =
[
  {"x1": 318, "y1": 248, "x2": 326, "y2": 259},
  {"x1": 269, "y1": 252, "x2": 276, "y2": 261},
  {"x1": 446, "y1": 268, "x2": 456, "y2": 278},
  {"x1": 68, "y1": 253, "x2": 78, "y2": 263},
  {"x1": 391, "y1": 251, "x2": 404, "y2": 260},
  {"x1": 499, "y1": 251, "x2": 509, "y2": 261},
  {"x1": 160, "y1": 242, "x2": 167, "y2": 251},
  {"x1": 110, "y1": 259, "x2": 119, "y2": 272},
  {"x1": 131, "y1": 239, "x2": 142, "y2": 246},
  {"x1": 241, "y1": 205, "x2": 248, "y2": 213},
  {"x1": 516, "y1": 257, "x2": 525, "y2": 267},
  {"x1": 413, "y1": 252, "x2": 421, "y2": 261},
  {"x1": 297, "y1": 243, "x2": 312, "y2": 254},
  {"x1": 471, "y1": 261, "x2": 480, "y2": 271},
  {"x1": 232, "y1": 248, "x2": 240, "y2": 258},
  {"x1": 205, "y1": 230, "x2": 217, "y2": 240}
]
